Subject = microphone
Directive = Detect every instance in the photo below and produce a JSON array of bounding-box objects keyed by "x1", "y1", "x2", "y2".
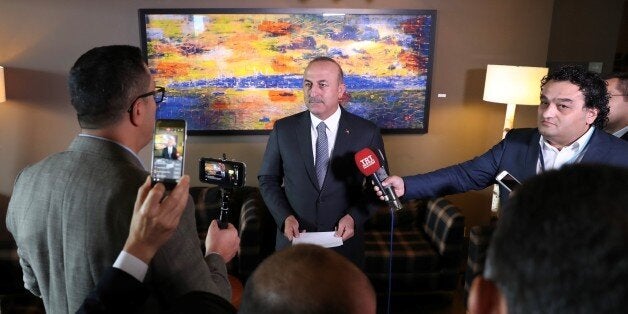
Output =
[{"x1": 354, "y1": 148, "x2": 402, "y2": 210}]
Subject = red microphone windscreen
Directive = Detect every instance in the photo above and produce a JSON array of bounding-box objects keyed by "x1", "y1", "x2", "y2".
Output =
[{"x1": 354, "y1": 148, "x2": 381, "y2": 176}]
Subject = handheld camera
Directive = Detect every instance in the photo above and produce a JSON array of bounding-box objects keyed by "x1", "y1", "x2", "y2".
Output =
[
  {"x1": 199, "y1": 158, "x2": 246, "y2": 188},
  {"x1": 199, "y1": 156, "x2": 246, "y2": 228}
]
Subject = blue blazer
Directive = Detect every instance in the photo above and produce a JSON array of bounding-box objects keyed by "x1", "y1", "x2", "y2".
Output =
[
  {"x1": 258, "y1": 108, "x2": 386, "y2": 266},
  {"x1": 403, "y1": 128, "x2": 628, "y2": 205}
]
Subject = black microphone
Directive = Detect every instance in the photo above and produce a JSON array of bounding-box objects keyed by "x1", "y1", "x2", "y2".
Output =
[{"x1": 354, "y1": 148, "x2": 402, "y2": 210}]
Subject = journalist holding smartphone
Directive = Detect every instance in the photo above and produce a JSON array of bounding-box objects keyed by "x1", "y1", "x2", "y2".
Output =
[{"x1": 6, "y1": 45, "x2": 240, "y2": 313}]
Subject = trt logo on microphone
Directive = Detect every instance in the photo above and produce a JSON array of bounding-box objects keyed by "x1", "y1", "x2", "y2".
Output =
[{"x1": 358, "y1": 155, "x2": 376, "y2": 170}]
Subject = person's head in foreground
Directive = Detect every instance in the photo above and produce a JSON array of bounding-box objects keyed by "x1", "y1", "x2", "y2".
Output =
[
  {"x1": 239, "y1": 244, "x2": 376, "y2": 314},
  {"x1": 469, "y1": 163, "x2": 628, "y2": 314}
]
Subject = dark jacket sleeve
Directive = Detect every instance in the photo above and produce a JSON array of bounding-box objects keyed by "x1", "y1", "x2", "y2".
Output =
[{"x1": 76, "y1": 267, "x2": 149, "y2": 314}]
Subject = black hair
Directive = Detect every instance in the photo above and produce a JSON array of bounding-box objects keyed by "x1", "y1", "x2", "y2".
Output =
[
  {"x1": 306, "y1": 56, "x2": 345, "y2": 83},
  {"x1": 540, "y1": 65, "x2": 610, "y2": 129},
  {"x1": 486, "y1": 164, "x2": 628, "y2": 314},
  {"x1": 604, "y1": 72, "x2": 628, "y2": 96},
  {"x1": 68, "y1": 45, "x2": 149, "y2": 129}
]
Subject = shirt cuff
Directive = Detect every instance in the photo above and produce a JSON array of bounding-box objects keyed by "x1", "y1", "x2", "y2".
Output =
[{"x1": 113, "y1": 251, "x2": 149, "y2": 282}]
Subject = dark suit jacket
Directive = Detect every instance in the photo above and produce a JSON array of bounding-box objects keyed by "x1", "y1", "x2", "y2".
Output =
[
  {"x1": 621, "y1": 132, "x2": 628, "y2": 141},
  {"x1": 78, "y1": 267, "x2": 236, "y2": 314},
  {"x1": 258, "y1": 109, "x2": 386, "y2": 266},
  {"x1": 162, "y1": 146, "x2": 178, "y2": 159},
  {"x1": 404, "y1": 128, "x2": 628, "y2": 205}
]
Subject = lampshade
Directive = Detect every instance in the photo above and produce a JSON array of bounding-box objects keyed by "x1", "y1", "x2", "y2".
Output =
[
  {"x1": 0, "y1": 66, "x2": 5, "y2": 103},
  {"x1": 483, "y1": 64, "x2": 548, "y2": 106}
]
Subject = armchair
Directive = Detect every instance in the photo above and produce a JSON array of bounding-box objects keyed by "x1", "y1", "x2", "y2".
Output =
[{"x1": 364, "y1": 198, "x2": 466, "y2": 295}]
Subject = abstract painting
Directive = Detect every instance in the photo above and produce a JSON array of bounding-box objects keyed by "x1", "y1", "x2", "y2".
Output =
[{"x1": 139, "y1": 9, "x2": 436, "y2": 134}]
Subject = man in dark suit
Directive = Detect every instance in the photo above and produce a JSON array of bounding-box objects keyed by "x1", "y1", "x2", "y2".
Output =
[
  {"x1": 6, "y1": 45, "x2": 238, "y2": 313},
  {"x1": 162, "y1": 135, "x2": 179, "y2": 159},
  {"x1": 603, "y1": 72, "x2": 627, "y2": 140},
  {"x1": 380, "y1": 66, "x2": 628, "y2": 206},
  {"x1": 258, "y1": 57, "x2": 386, "y2": 267}
]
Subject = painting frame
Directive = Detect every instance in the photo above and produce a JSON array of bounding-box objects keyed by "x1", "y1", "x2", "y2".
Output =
[{"x1": 139, "y1": 8, "x2": 436, "y2": 135}]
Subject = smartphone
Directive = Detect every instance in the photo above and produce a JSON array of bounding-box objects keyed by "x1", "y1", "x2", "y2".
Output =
[
  {"x1": 496, "y1": 170, "x2": 522, "y2": 193},
  {"x1": 151, "y1": 119, "x2": 187, "y2": 189},
  {"x1": 199, "y1": 158, "x2": 246, "y2": 188}
]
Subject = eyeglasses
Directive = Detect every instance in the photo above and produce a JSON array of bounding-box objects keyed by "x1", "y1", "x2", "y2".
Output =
[{"x1": 127, "y1": 86, "x2": 165, "y2": 113}]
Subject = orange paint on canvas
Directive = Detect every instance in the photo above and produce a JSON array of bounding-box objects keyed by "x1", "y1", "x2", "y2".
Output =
[
  {"x1": 268, "y1": 90, "x2": 297, "y2": 102},
  {"x1": 270, "y1": 55, "x2": 299, "y2": 73},
  {"x1": 258, "y1": 20, "x2": 293, "y2": 36},
  {"x1": 156, "y1": 61, "x2": 190, "y2": 77},
  {"x1": 398, "y1": 50, "x2": 420, "y2": 72}
]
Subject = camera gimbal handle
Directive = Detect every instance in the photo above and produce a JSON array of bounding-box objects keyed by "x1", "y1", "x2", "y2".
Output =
[{"x1": 217, "y1": 153, "x2": 231, "y2": 229}]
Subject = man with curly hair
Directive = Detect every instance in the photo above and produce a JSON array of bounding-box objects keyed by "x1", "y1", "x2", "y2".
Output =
[{"x1": 378, "y1": 65, "x2": 628, "y2": 207}]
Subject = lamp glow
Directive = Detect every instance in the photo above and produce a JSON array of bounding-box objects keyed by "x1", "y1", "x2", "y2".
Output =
[
  {"x1": 483, "y1": 64, "x2": 548, "y2": 211},
  {"x1": 483, "y1": 64, "x2": 548, "y2": 138},
  {"x1": 0, "y1": 66, "x2": 5, "y2": 103}
]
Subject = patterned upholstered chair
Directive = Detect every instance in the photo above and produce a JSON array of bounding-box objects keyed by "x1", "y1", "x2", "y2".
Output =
[
  {"x1": 190, "y1": 186, "x2": 275, "y2": 281},
  {"x1": 363, "y1": 197, "x2": 466, "y2": 296},
  {"x1": 463, "y1": 222, "x2": 496, "y2": 298}
]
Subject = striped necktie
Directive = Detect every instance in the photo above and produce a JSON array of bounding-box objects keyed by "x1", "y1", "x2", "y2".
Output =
[{"x1": 315, "y1": 122, "x2": 329, "y2": 188}]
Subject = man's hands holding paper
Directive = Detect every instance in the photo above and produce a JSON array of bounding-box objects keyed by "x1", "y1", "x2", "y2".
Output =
[
  {"x1": 284, "y1": 215, "x2": 300, "y2": 241},
  {"x1": 335, "y1": 214, "x2": 355, "y2": 241},
  {"x1": 286, "y1": 213, "x2": 354, "y2": 248}
]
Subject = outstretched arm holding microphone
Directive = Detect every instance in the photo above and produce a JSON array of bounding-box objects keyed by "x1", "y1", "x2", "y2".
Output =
[{"x1": 374, "y1": 176, "x2": 406, "y2": 200}]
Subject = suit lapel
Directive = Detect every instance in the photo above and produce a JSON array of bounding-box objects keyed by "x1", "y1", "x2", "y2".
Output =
[
  {"x1": 332, "y1": 109, "x2": 352, "y2": 161},
  {"x1": 296, "y1": 112, "x2": 319, "y2": 190},
  {"x1": 580, "y1": 128, "x2": 608, "y2": 163}
]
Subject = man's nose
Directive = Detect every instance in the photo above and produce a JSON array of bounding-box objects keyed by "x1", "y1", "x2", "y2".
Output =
[
  {"x1": 540, "y1": 103, "x2": 555, "y2": 117},
  {"x1": 309, "y1": 85, "x2": 321, "y2": 97}
]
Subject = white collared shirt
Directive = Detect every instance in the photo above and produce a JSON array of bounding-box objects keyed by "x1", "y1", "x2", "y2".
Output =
[
  {"x1": 310, "y1": 107, "x2": 341, "y2": 165},
  {"x1": 537, "y1": 126, "x2": 595, "y2": 173},
  {"x1": 613, "y1": 126, "x2": 628, "y2": 138}
]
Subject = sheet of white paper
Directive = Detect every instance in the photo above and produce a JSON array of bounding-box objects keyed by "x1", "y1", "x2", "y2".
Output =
[{"x1": 292, "y1": 231, "x2": 343, "y2": 248}]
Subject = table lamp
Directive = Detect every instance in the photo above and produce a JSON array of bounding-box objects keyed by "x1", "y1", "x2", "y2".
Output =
[
  {"x1": 0, "y1": 66, "x2": 5, "y2": 103},
  {"x1": 483, "y1": 64, "x2": 548, "y2": 211}
]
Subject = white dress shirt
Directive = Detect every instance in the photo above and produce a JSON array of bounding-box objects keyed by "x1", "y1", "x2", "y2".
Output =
[
  {"x1": 310, "y1": 107, "x2": 341, "y2": 165},
  {"x1": 537, "y1": 126, "x2": 595, "y2": 173}
]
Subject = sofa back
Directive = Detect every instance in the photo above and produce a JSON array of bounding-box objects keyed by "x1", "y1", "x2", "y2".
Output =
[{"x1": 422, "y1": 197, "x2": 465, "y2": 265}]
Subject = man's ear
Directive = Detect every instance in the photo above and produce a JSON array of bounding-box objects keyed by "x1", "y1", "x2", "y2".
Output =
[
  {"x1": 128, "y1": 99, "x2": 143, "y2": 127},
  {"x1": 585, "y1": 107, "x2": 598, "y2": 125},
  {"x1": 337, "y1": 82, "x2": 346, "y2": 99},
  {"x1": 468, "y1": 276, "x2": 508, "y2": 314}
]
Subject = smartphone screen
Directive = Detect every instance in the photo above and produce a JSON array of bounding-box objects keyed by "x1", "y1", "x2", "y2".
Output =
[
  {"x1": 199, "y1": 158, "x2": 246, "y2": 188},
  {"x1": 496, "y1": 171, "x2": 521, "y2": 192},
  {"x1": 151, "y1": 119, "x2": 186, "y2": 189}
]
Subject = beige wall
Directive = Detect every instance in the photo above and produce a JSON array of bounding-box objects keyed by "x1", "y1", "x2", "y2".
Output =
[{"x1": 0, "y1": 0, "x2": 553, "y2": 230}]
